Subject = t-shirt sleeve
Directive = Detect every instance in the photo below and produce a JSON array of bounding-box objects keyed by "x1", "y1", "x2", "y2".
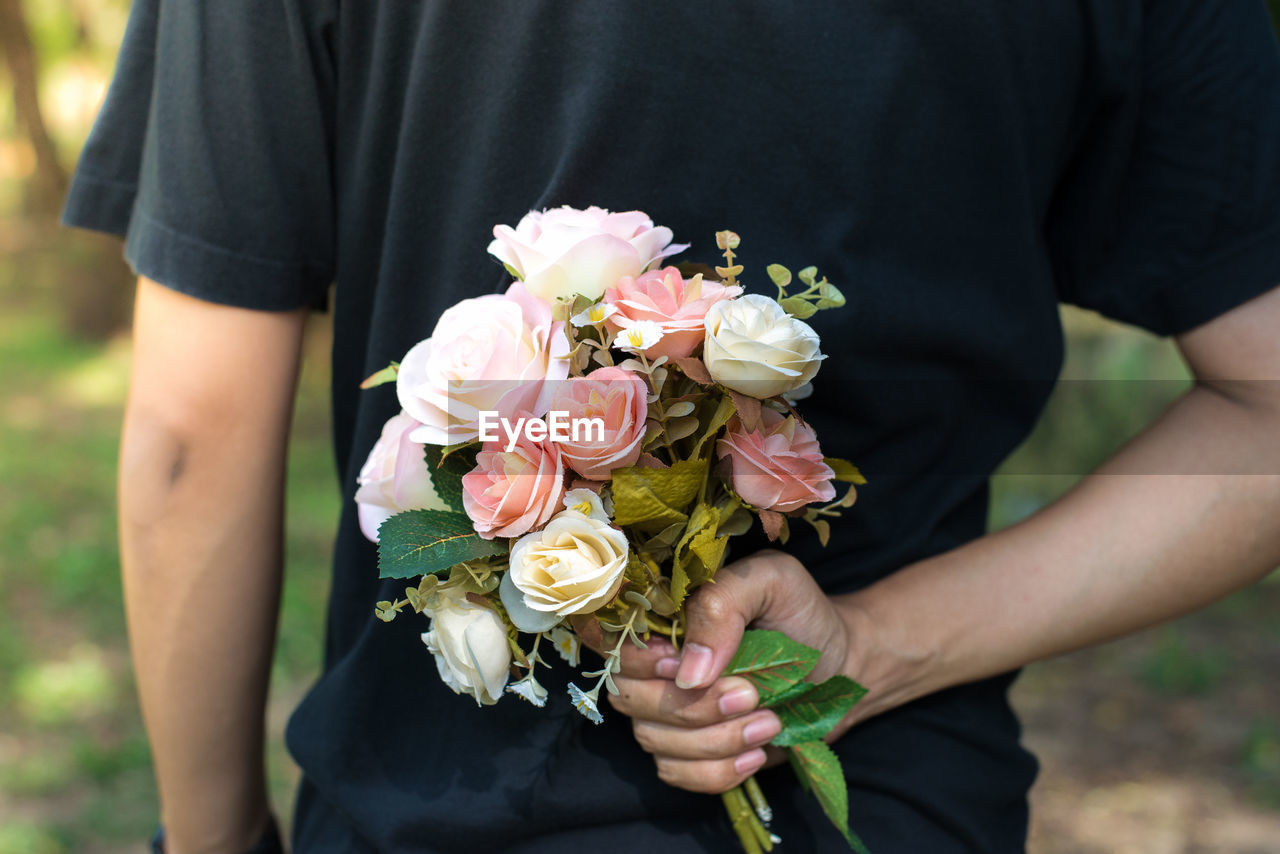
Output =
[
  {"x1": 62, "y1": 0, "x2": 337, "y2": 311},
  {"x1": 1047, "y1": 0, "x2": 1280, "y2": 336}
]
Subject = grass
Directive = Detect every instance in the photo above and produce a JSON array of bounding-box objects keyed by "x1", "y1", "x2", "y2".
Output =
[{"x1": 0, "y1": 296, "x2": 336, "y2": 850}]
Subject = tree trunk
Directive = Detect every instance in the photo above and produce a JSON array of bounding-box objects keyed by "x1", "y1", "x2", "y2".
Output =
[{"x1": 0, "y1": 0, "x2": 69, "y2": 216}]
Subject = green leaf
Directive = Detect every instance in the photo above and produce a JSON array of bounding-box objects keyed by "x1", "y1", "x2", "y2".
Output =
[
  {"x1": 816, "y1": 280, "x2": 846, "y2": 309},
  {"x1": 779, "y1": 296, "x2": 819, "y2": 319},
  {"x1": 797, "y1": 266, "x2": 819, "y2": 286},
  {"x1": 670, "y1": 501, "x2": 728, "y2": 609},
  {"x1": 377, "y1": 509, "x2": 507, "y2": 579},
  {"x1": 724, "y1": 629, "x2": 820, "y2": 702},
  {"x1": 760, "y1": 681, "x2": 815, "y2": 708},
  {"x1": 789, "y1": 740, "x2": 869, "y2": 853},
  {"x1": 424, "y1": 444, "x2": 479, "y2": 513},
  {"x1": 359, "y1": 362, "x2": 400, "y2": 389},
  {"x1": 691, "y1": 393, "x2": 737, "y2": 458},
  {"x1": 766, "y1": 263, "x2": 792, "y2": 288},
  {"x1": 825, "y1": 457, "x2": 867, "y2": 485},
  {"x1": 770, "y1": 675, "x2": 868, "y2": 747},
  {"x1": 610, "y1": 458, "x2": 708, "y2": 530}
]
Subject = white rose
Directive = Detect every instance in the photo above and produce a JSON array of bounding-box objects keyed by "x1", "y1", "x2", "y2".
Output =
[
  {"x1": 354, "y1": 411, "x2": 449, "y2": 543},
  {"x1": 487, "y1": 205, "x2": 687, "y2": 304},
  {"x1": 420, "y1": 588, "x2": 511, "y2": 706},
  {"x1": 703, "y1": 294, "x2": 825, "y2": 399},
  {"x1": 508, "y1": 507, "x2": 629, "y2": 616}
]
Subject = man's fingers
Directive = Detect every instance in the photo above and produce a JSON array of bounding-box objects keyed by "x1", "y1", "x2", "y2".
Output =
[
  {"x1": 616, "y1": 636, "x2": 679, "y2": 679},
  {"x1": 675, "y1": 552, "x2": 787, "y2": 690},
  {"x1": 631, "y1": 710, "x2": 781, "y2": 761},
  {"x1": 652, "y1": 749, "x2": 771, "y2": 795},
  {"x1": 608, "y1": 675, "x2": 759, "y2": 725}
]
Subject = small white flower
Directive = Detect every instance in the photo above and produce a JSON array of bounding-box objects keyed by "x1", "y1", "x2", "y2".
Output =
[
  {"x1": 614, "y1": 320, "x2": 665, "y2": 354},
  {"x1": 567, "y1": 682, "x2": 604, "y2": 724},
  {"x1": 571, "y1": 302, "x2": 618, "y2": 327},
  {"x1": 548, "y1": 626, "x2": 581, "y2": 667},
  {"x1": 506, "y1": 674, "x2": 549, "y2": 707},
  {"x1": 561, "y1": 487, "x2": 610, "y2": 522}
]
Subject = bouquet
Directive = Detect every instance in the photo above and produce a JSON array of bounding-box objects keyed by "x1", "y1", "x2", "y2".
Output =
[{"x1": 356, "y1": 206, "x2": 869, "y2": 853}]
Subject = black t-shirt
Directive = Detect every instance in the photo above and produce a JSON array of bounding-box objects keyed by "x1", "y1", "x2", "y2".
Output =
[{"x1": 65, "y1": 3, "x2": 1280, "y2": 852}]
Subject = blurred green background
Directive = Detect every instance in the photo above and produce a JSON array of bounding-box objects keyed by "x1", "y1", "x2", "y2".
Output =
[{"x1": 1, "y1": 3, "x2": 1278, "y2": 852}]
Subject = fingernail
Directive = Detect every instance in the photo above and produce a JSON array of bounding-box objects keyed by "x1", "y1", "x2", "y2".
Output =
[
  {"x1": 655, "y1": 657, "x2": 680, "y2": 679},
  {"x1": 718, "y1": 687, "x2": 757, "y2": 717},
  {"x1": 742, "y1": 714, "x2": 782, "y2": 746},
  {"x1": 675, "y1": 643, "x2": 714, "y2": 689},
  {"x1": 734, "y1": 748, "x2": 767, "y2": 775}
]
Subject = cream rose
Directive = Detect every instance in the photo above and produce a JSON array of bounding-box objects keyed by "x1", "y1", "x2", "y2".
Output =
[
  {"x1": 703, "y1": 294, "x2": 825, "y2": 399},
  {"x1": 487, "y1": 205, "x2": 686, "y2": 304},
  {"x1": 396, "y1": 282, "x2": 570, "y2": 445},
  {"x1": 354, "y1": 411, "x2": 449, "y2": 543},
  {"x1": 420, "y1": 587, "x2": 512, "y2": 706},
  {"x1": 508, "y1": 501, "x2": 629, "y2": 616}
]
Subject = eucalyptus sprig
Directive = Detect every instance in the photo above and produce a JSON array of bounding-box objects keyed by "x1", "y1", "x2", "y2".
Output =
[{"x1": 767, "y1": 263, "x2": 846, "y2": 320}]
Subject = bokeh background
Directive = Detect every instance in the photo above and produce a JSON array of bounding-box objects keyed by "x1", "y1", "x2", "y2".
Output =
[{"x1": 1, "y1": 3, "x2": 1278, "y2": 852}]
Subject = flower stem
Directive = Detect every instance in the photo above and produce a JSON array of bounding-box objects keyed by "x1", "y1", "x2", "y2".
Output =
[{"x1": 722, "y1": 784, "x2": 775, "y2": 852}]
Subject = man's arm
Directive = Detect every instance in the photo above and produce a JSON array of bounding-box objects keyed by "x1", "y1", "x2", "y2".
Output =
[
  {"x1": 606, "y1": 283, "x2": 1280, "y2": 794},
  {"x1": 120, "y1": 278, "x2": 307, "y2": 852}
]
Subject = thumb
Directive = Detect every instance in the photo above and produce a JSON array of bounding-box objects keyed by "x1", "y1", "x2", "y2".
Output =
[{"x1": 674, "y1": 551, "x2": 784, "y2": 690}]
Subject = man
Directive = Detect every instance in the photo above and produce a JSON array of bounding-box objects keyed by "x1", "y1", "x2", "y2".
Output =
[{"x1": 66, "y1": 2, "x2": 1280, "y2": 851}]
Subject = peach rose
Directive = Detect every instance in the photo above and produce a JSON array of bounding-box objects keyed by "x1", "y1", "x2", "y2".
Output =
[
  {"x1": 487, "y1": 206, "x2": 686, "y2": 304},
  {"x1": 717, "y1": 408, "x2": 836, "y2": 512},
  {"x1": 396, "y1": 282, "x2": 570, "y2": 445},
  {"x1": 461, "y1": 421, "x2": 566, "y2": 539},
  {"x1": 548, "y1": 367, "x2": 648, "y2": 480},
  {"x1": 355, "y1": 411, "x2": 449, "y2": 542},
  {"x1": 603, "y1": 267, "x2": 741, "y2": 360}
]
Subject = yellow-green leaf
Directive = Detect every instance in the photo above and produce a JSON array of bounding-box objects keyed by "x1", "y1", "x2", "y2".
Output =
[
  {"x1": 359, "y1": 362, "x2": 399, "y2": 389},
  {"x1": 670, "y1": 501, "x2": 728, "y2": 608},
  {"x1": 779, "y1": 296, "x2": 818, "y2": 319},
  {"x1": 825, "y1": 457, "x2": 867, "y2": 485},
  {"x1": 610, "y1": 459, "x2": 707, "y2": 530},
  {"x1": 691, "y1": 394, "x2": 737, "y2": 458},
  {"x1": 766, "y1": 263, "x2": 792, "y2": 288}
]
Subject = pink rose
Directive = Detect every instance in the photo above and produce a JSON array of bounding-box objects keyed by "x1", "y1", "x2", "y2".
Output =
[
  {"x1": 604, "y1": 267, "x2": 741, "y2": 360},
  {"x1": 396, "y1": 282, "x2": 570, "y2": 445},
  {"x1": 487, "y1": 206, "x2": 687, "y2": 304},
  {"x1": 355, "y1": 412, "x2": 448, "y2": 542},
  {"x1": 717, "y1": 408, "x2": 836, "y2": 513},
  {"x1": 461, "y1": 422, "x2": 567, "y2": 539},
  {"x1": 549, "y1": 367, "x2": 649, "y2": 480}
]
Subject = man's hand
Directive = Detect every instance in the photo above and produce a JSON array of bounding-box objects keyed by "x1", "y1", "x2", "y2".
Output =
[
  {"x1": 603, "y1": 550, "x2": 855, "y2": 794},
  {"x1": 604, "y1": 284, "x2": 1280, "y2": 798}
]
